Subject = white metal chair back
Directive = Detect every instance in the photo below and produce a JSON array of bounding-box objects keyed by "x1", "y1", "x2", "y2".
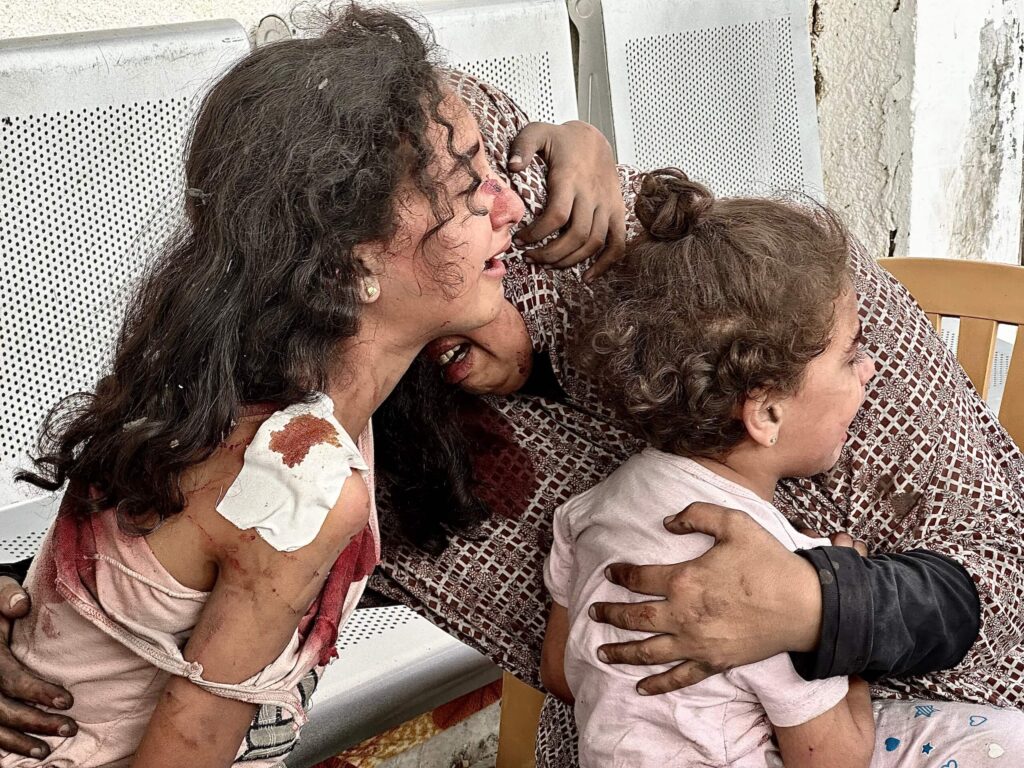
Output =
[
  {"x1": 390, "y1": 0, "x2": 580, "y2": 124},
  {"x1": 0, "y1": 22, "x2": 250, "y2": 559},
  {"x1": 571, "y1": 0, "x2": 823, "y2": 198}
]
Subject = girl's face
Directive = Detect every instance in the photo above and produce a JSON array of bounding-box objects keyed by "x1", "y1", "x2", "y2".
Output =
[
  {"x1": 774, "y1": 288, "x2": 876, "y2": 476},
  {"x1": 424, "y1": 299, "x2": 533, "y2": 395},
  {"x1": 370, "y1": 92, "x2": 526, "y2": 345}
]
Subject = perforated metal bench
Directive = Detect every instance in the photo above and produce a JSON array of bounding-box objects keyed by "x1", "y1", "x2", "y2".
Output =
[
  {"x1": 0, "y1": 5, "x2": 576, "y2": 763},
  {"x1": 570, "y1": 0, "x2": 824, "y2": 197}
]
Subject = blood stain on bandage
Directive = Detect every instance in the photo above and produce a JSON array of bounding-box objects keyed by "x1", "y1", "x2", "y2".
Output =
[{"x1": 269, "y1": 414, "x2": 340, "y2": 468}]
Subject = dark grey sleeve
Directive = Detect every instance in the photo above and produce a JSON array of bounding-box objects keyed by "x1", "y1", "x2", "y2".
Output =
[
  {"x1": 0, "y1": 558, "x2": 32, "y2": 584},
  {"x1": 789, "y1": 547, "x2": 980, "y2": 681}
]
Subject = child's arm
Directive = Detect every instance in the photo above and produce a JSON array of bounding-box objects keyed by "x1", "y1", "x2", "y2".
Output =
[
  {"x1": 130, "y1": 473, "x2": 371, "y2": 768},
  {"x1": 773, "y1": 677, "x2": 874, "y2": 768},
  {"x1": 540, "y1": 601, "x2": 574, "y2": 705}
]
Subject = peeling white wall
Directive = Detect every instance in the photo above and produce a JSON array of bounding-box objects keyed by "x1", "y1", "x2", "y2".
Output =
[
  {"x1": 909, "y1": 1, "x2": 1023, "y2": 264},
  {"x1": 807, "y1": 0, "x2": 1023, "y2": 264},
  {"x1": 808, "y1": 0, "x2": 916, "y2": 259}
]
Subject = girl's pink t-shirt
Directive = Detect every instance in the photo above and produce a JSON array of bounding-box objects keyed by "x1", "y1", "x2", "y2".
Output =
[{"x1": 2, "y1": 403, "x2": 377, "y2": 767}]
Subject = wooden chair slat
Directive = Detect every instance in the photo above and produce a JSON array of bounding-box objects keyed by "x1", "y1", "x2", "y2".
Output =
[
  {"x1": 881, "y1": 258, "x2": 1024, "y2": 325},
  {"x1": 956, "y1": 317, "x2": 998, "y2": 397},
  {"x1": 496, "y1": 671, "x2": 545, "y2": 768},
  {"x1": 1000, "y1": 332, "x2": 1024, "y2": 449},
  {"x1": 881, "y1": 257, "x2": 1022, "y2": 449},
  {"x1": 925, "y1": 313, "x2": 942, "y2": 332}
]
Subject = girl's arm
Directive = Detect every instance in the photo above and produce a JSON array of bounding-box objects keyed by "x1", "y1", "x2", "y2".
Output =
[
  {"x1": 773, "y1": 677, "x2": 875, "y2": 768},
  {"x1": 539, "y1": 602, "x2": 573, "y2": 705},
  {"x1": 130, "y1": 474, "x2": 371, "y2": 767}
]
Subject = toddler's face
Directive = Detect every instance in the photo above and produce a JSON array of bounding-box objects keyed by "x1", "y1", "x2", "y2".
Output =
[{"x1": 776, "y1": 288, "x2": 876, "y2": 476}]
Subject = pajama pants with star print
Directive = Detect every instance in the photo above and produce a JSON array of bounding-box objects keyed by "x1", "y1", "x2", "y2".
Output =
[{"x1": 864, "y1": 699, "x2": 1024, "y2": 767}]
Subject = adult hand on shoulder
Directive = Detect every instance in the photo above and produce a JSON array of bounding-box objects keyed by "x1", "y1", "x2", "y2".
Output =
[
  {"x1": 0, "y1": 577, "x2": 77, "y2": 758},
  {"x1": 508, "y1": 120, "x2": 625, "y2": 283},
  {"x1": 589, "y1": 502, "x2": 824, "y2": 695}
]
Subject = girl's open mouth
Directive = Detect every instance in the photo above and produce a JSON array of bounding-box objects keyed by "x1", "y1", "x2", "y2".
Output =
[{"x1": 483, "y1": 250, "x2": 508, "y2": 278}]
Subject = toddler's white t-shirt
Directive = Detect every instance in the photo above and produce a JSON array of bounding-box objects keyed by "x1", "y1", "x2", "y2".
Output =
[{"x1": 545, "y1": 448, "x2": 848, "y2": 767}]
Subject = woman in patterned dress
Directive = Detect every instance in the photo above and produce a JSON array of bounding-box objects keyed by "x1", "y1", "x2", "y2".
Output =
[{"x1": 371, "y1": 74, "x2": 1024, "y2": 765}]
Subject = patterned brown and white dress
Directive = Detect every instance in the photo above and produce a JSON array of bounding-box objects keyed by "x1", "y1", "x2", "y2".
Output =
[{"x1": 371, "y1": 73, "x2": 1024, "y2": 764}]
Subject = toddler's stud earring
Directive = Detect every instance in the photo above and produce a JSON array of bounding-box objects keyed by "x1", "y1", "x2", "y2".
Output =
[{"x1": 769, "y1": 435, "x2": 778, "y2": 445}]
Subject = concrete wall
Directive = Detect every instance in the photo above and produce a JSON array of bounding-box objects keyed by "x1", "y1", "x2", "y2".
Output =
[
  {"x1": 908, "y1": 1, "x2": 1023, "y2": 264},
  {"x1": 808, "y1": 0, "x2": 1023, "y2": 264},
  {"x1": 809, "y1": 0, "x2": 916, "y2": 260}
]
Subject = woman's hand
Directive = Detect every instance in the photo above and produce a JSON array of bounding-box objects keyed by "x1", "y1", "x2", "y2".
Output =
[
  {"x1": 0, "y1": 577, "x2": 77, "y2": 758},
  {"x1": 508, "y1": 120, "x2": 625, "y2": 282},
  {"x1": 588, "y1": 502, "x2": 824, "y2": 695}
]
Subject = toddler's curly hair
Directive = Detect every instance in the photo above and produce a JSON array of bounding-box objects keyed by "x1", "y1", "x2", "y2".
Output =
[{"x1": 579, "y1": 168, "x2": 852, "y2": 458}]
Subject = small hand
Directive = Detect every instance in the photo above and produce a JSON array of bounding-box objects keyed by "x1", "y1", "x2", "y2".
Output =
[
  {"x1": 589, "y1": 502, "x2": 823, "y2": 695},
  {"x1": 508, "y1": 120, "x2": 625, "y2": 282},
  {"x1": 0, "y1": 577, "x2": 77, "y2": 758},
  {"x1": 798, "y1": 527, "x2": 869, "y2": 558}
]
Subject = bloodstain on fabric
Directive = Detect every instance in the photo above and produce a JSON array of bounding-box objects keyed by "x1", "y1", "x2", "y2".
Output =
[
  {"x1": 431, "y1": 679, "x2": 502, "y2": 730},
  {"x1": 269, "y1": 414, "x2": 341, "y2": 467},
  {"x1": 299, "y1": 514, "x2": 379, "y2": 667},
  {"x1": 39, "y1": 608, "x2": 60, "y2": 640},
  {"x1": 461, "y1": 399, "x2": 539, "y2": 520}
]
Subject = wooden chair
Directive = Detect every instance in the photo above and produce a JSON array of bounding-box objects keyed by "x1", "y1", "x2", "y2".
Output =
[
  {"x1": 496, "y1": 672, "x2": 546, "y2": 768},
  {"x1": 880, "y1": 258, "x2": 1023, "y2": 449}
]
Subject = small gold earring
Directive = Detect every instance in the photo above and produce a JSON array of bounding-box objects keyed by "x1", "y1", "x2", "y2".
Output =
[{"x1": 361, "y1": 277, "x2": 380, "y2": 302}]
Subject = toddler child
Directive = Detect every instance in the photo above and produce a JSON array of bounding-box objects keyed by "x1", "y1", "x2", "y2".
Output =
[{"x1": 541, "y1": 169, "x2": 877, "y2": 768}]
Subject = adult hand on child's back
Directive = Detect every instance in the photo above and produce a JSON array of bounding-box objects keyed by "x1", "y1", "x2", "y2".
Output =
[
  {"x1": 0, "y1": 577, "x2": 77, "y2": 758},
  {"x1": 508, "y1": 120, "x2": 625, "y2": 283},
  {"x1": 589, "y1": 502, "x2": 824, "y2": 695}
]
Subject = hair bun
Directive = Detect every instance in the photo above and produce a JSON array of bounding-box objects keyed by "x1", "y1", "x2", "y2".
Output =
[{"x1": 634, "y1": 168, "x2": 714, "y2": 241}]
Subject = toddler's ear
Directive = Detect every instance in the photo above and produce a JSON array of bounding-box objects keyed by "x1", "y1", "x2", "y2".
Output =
[{"x1": 741, "y1": 391, "x2": 783, "y2": 448}]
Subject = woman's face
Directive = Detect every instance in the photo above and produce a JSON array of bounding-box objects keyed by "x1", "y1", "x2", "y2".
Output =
[
  {"x1": 370, "y1": 92, "x2": 526, "y2": 345},
  {"x1": 424, "y1": 299, "x2": 534, "y2": 395}
]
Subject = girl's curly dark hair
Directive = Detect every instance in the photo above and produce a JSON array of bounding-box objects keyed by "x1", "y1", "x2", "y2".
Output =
[
  {"x1": 18, "y1": 4, "x2": 481, "y2": 531},
  {"x1": 578, "y1": 168, "x2": 852, "y2": 458}
]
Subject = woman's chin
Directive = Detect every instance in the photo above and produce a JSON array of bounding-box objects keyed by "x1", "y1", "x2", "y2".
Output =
[{"x1": 441, "y1": 351, "x2": 475, "y2": 385}]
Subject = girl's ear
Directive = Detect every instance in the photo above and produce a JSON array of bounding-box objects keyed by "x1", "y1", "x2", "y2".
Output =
[
  {"x1": 353, "y1": 242, "x2": 386, "y2": 303},
  {"x1": 741, "y1": 391, "x2": 784, "y2": 448},
  {"x1": 353, "y1": 241, "x2": 386, "y2": 276}
]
